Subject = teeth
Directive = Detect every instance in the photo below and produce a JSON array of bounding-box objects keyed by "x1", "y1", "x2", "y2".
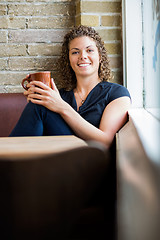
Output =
[{"x1": 78, "y1": 63, "x2": 90, "y2": 67}]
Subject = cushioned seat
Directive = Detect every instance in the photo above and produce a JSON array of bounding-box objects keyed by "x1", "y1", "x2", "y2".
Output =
[{"x1": 0, "y1": 93, "x2": 27, "y2": 137}]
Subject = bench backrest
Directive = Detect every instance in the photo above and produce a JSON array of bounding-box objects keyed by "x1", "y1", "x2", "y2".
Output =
[{"x1": 0, "y1": 93, "x2": 27, "y2": 137}]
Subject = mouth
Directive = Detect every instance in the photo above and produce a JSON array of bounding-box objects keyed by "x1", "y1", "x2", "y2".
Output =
[{"x1": 78, "y1": 63, "x2": 91, "y2": 67}]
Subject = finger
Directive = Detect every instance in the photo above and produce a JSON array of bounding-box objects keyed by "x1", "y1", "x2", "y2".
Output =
[
  {"x1": 23, "y1": 90, "x2": 29, "y2": 96},
  {"x1": 28, "y1": 97, "x2": 45, "y2": 106},
  {"x1": 51, "y1": 78, "x2": 55, "y2": 89},
  {"x1": 28, "y1": 93, "x2": 44, "y2": 100},
  {"x1": 30, "y1": 80, "x2": 50, "y2": 90},
  {"x1": 29, "y1": 86, "x2": 47, "y2": 96},
  {"x1": 27, "y1": 82, "x2": 33, "y2": 88},
  {"x1": 51, "y1": 78, "x2": 58, "y2": 91},
  {"x1": 27, "y1": 86, "x2": 36, "y2": 94}
]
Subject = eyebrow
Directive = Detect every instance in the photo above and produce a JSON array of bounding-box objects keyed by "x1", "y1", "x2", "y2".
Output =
[{"x1": 70, "y1": 45, "x2": 95, "y2": 51}]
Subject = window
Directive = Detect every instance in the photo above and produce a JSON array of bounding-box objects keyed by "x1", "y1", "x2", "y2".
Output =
[
  {"x1": 143, "y1": 0, "x2": 160, "y2": 120},
  {"x1": 122, "y1": 0, "x2": 160, "y2": 163}
]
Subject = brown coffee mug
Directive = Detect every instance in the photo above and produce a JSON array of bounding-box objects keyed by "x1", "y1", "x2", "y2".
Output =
[{"x1": 22, "y1": 71, "x2": 51, "y2": 90}]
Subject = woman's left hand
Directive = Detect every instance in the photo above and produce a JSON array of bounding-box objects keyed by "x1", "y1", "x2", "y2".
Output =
[{"x1": 25, "y1": 79, "x2": 65, "y2": 113}]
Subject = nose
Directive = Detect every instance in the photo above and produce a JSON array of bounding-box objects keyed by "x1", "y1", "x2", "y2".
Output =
[{"x1": 79, "y1": 50, "x2": 87, "y2": 60}]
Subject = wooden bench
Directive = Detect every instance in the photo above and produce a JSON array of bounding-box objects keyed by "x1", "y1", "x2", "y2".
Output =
[{"x1": 116, "y1": 116, "x2": 160, "y2": 240}]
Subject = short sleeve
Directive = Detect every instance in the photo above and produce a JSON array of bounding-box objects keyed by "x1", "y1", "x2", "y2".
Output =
[{"x1": 108, "y1": 83, "x2": 131, "y2": 103}]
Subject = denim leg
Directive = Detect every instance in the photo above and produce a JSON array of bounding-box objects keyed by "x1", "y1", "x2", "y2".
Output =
[
  {"x1": 43, "y1": 108, "x2": 75, "y2": 136},
  {"x1": 9, "y1": 102, "x2": 74, "y2": 137}
]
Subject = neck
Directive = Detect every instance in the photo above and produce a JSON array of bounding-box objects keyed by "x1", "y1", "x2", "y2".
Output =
[
  {"x1": 75, "y1": 77, "x2": 100, "y2": 106},
  {"x1": 75, "y1": 75, "x2": 100, "y2": 93}
]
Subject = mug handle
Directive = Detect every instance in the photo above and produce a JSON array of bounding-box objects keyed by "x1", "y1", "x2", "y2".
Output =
[{"x1": 21, "y1": 75, "x2": 30, "y2": 90}]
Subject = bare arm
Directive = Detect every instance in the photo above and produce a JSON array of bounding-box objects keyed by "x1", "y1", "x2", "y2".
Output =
[
  {"x1": 60, "y1": 96, "x2": 131, "y2": 146},
  {"x1": 26, "y1": 80, "x2": 131, "y2": 147}
]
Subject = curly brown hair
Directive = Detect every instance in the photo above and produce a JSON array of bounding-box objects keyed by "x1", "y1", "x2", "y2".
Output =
[{"x1": 57, "y1": 25, "x2": 111, "y2": 90}]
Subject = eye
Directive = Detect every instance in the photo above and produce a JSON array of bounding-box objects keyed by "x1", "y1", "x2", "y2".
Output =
[
  {"x1": 71, "y1": 51, "x2": 79, "y2": 55},
  {"x1": 87, "y1": 49, "x2": 94, "y2": 53}
]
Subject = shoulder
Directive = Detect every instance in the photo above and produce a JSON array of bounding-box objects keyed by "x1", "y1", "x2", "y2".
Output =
[{"x1": 100, "y1": 81, "x2": 131, "y2": 102}]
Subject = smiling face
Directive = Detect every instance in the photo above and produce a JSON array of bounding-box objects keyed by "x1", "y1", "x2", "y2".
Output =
[{"x1": 69, "y1": 36, "x2": 100, "y2": 79}]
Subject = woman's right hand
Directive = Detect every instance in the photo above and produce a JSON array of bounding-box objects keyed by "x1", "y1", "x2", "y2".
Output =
[{"x1": 23, "y1": 79, "x2": 67, "y2": 114}]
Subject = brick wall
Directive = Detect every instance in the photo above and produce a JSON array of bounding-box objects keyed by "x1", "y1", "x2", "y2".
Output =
[
  {"x1": 0, "y1": 0, "x2": 75, "y2": 92},
  {"x1": 75, "y1": 0, "x2": 122, "y2": 85},
  {"x1": 0, "y1": 0, "x2": 122, "y2": 93}
]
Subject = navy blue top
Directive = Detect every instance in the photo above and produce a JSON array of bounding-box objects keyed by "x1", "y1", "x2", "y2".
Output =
[{"x1": 59, "y1": 82, "x2": 131, "y2": 128}]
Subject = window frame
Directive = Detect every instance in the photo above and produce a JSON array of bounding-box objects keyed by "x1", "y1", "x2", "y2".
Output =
[{"x1": 122, "y1": 0, "x2": 160, "y2": 163}]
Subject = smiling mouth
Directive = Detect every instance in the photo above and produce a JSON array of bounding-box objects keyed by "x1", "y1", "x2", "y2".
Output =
[{"x1": 78, "y1": 63, "x2": 91, "y2": 67}]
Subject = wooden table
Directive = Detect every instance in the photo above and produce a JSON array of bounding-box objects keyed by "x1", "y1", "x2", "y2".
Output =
[
  {"x1": 0, "y1": 135, "x2": 87, "y2": 159},
  {"x1": 0, "y1": 135, "x2": 109, "y2": 239}
]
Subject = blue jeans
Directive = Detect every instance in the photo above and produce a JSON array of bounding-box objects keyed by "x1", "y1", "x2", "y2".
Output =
[{"x1": 9, "y1": 102, "x2": 75, "y2": 137}]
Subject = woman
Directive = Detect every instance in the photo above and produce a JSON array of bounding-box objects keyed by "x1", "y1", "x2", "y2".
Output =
[{"x1": 10, "y1": 25, "x2": 131, "y2": 148}]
